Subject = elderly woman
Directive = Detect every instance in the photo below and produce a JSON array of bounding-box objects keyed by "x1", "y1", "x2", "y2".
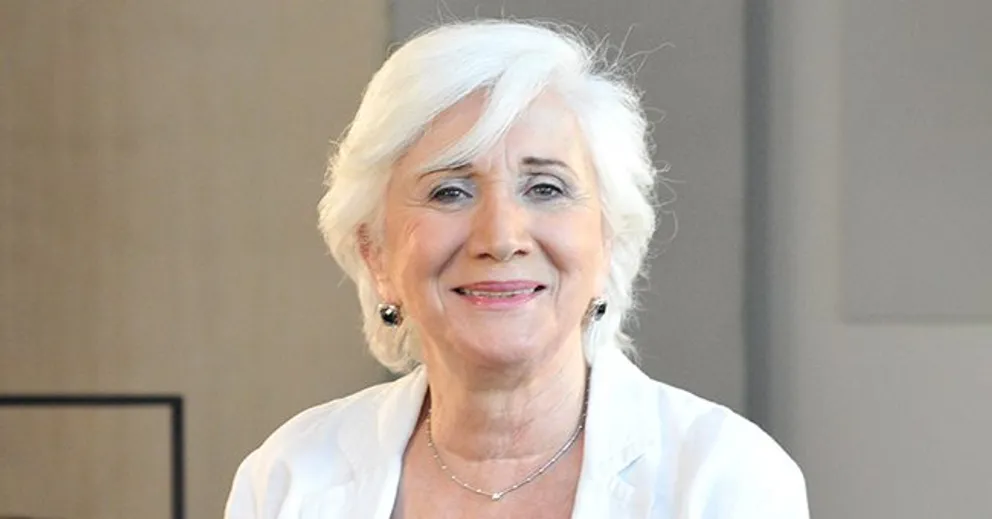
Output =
[{"x1": 225, "y1": 21, "x2": 808, "y2": 518}]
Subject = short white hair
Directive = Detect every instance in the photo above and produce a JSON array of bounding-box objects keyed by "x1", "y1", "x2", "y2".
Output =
[{"x1": 318, "y1": 20, "x2": 661, "y2": 373}]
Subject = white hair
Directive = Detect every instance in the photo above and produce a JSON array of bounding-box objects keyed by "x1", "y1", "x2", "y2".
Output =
[{"x1": 318, "y1": 20, "x2": 661, "y2": 373}]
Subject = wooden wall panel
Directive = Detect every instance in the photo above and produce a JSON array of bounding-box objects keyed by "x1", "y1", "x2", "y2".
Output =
[
  {"x1": 0, "y1": 1, "x2": 390, "y2": 516},
  {"x1": 0, "y1": 408, "x2": 170, "y2": 519}
]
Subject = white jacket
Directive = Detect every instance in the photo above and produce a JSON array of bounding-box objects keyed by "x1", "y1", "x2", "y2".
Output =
[{"x1": 225, "y1": 347, "x2": 809, "y2": 518}]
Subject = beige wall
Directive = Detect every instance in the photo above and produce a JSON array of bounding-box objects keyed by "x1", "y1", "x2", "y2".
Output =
[{"x1": 0, "y1": 1, "x2": 388, "y2": 517}]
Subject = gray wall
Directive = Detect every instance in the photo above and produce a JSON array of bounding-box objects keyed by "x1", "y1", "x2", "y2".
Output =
[
  {"x1": 393, "y1": 0, "x2": 751, "y2": 413},
  {"x1": 763, "y1": 0, "x2": 992, "y2": 517},
  {"x1": 395, "y1": 2, "x2": 992, "y2": 517}
]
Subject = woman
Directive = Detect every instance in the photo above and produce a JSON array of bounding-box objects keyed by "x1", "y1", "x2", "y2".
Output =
[{"x1": 226, "y1": 21, "x2": 808, "y2": 518}]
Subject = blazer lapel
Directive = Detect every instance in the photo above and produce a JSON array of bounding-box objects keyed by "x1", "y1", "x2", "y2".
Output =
[
  {"x1": 302, "y1": 367, "x2": 428, "y2": 518},
  {"x1": 571, "y1": 348, "x2": 662, "y2": 518}
]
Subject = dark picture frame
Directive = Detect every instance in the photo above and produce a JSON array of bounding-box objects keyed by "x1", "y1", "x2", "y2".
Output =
[{"x1": 0, "y1": 394, "x2": 185, "y2": 519}]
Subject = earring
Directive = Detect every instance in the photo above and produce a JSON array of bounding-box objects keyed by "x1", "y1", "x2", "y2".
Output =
[
  {"x1": 587, "y1": 298, "x2": 607, "y2": 322},
  {"x1": 377, "y1": 303, "x2": 402, "y2": 326}
]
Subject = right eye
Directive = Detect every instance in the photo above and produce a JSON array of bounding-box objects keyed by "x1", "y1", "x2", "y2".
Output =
[{"x1": 430, "y1": 186, "x2": 472, "y2": 203}]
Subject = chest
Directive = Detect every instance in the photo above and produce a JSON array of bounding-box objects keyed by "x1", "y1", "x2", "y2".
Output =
[
  {"x1": 390, "y1": 436, "x2": 584, "y2": 519},
  {"x1": 391, "y1": 480, "x2": 579, "y2": 519}
]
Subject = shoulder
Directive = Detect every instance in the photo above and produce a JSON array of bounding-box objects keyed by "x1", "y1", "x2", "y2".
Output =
[
  {"x1": 258, "y1": 379, "x2": 396, "y2": 458},
  {"x1": 223, "y1": 377, "x2": 409, "y2": 518},
  {"x1": 594, "y1": 349, "x2": 807, "y2": 516},
  {"x1": 649, "y1": 380, "x2": 808, "y2": 517}
]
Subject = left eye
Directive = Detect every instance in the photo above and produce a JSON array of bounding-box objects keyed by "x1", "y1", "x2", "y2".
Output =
[
  {"x1": 430, "y1": 186, "x2": 472, "y2": 203},
  {"x1": 527, "y1": 183, "x2": 565, "y2": 200}
]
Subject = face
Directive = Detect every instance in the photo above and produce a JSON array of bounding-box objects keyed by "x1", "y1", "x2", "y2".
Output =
[{"x1": 364, "y1": 91, "x2": 609, "y2": 371}]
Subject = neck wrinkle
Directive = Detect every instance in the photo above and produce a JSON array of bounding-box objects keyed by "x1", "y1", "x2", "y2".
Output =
[{"x1": 423, "y1": 344, "x2": 588, "y2": 462}]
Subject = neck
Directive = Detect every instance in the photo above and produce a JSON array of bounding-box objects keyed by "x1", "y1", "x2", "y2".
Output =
[{"x1": 422, "y1": 337, "x2": 588, "y2": 462}]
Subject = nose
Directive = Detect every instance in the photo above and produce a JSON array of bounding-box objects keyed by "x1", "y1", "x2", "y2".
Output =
[{"x1": 467, "y1": 183, "x2": 533, "y2": 262}]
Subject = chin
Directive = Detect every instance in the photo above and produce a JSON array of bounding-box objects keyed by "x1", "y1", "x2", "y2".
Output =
[{"x1": 455, "y1": 332, "x2": 562, "y2": 369}]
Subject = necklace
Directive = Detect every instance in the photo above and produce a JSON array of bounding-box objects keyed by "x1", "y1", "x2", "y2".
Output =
[{"x1": 424, "y1": 382, "x2": 589, "y2": 502}]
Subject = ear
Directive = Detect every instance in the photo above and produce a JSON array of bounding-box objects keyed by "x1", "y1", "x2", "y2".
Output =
[{"x1": 357, "y1": 224, "x2": 395, "y2": 302}]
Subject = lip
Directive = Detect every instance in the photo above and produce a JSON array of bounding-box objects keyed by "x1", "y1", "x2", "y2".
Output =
[
  {"x1": 457, "y1": 280, "x2": 544, "y2": 291},
  {"x1": 452, "y1": 280, "x2": 546, "y2": 309}
]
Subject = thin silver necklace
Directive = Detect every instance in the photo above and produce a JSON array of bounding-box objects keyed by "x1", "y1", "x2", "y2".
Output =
[{"x1": 424, "y1": 381, "x2": 589, "y2": 502}]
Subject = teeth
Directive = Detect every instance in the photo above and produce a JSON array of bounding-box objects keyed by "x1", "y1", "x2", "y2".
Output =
[{"x1": 459, "y1": 288, "x2": 536, "y2": 298}]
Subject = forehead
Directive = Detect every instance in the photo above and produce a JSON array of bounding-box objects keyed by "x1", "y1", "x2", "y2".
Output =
[{"x1": 395, "y1": 90, "x2": 593, "y2": 176}]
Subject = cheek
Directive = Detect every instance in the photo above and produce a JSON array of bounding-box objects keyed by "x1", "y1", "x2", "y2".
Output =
[
  {"x1": 540, "y1": 209, "x2": 607, "y2": 285},
  {"x1": 385, "y1": 211, "x2": 463, "y2": 295}
]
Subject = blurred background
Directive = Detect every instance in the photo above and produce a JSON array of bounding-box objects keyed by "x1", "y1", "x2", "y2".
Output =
[{"x1": 0, "y1": 0, "x2": 989, "y2": 517}]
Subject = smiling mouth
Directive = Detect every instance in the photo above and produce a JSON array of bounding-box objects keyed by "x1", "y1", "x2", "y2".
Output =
[{"x1": 452, "y1": 286, "x2": 546, "y2": 298}]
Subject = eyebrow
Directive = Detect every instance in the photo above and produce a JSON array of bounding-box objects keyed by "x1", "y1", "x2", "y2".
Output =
[
  {"x1": 417, "y1": 162, "x2": 471, "y2": 180},
  {"x1": 416, "y1": 156, "x2": 575, "y2": 180},
  {"x1": 521, "y1": 156, "x2": 573, "y2": 171}
]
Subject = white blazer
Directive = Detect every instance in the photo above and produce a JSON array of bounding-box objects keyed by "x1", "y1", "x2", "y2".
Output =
[{"x1": 225, "y1": 347, "x2": 809, "y2": 518}]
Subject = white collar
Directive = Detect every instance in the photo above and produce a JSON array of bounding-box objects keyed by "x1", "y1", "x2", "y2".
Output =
[{"x1": 325, "y1": 347, "x2": 660, "y2": 517}]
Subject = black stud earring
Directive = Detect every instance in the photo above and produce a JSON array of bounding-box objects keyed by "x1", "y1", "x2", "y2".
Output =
[
  {"x1": 377, "y1": 303, "x2": 402, "y2": 326},
  {"x1": 588, "y1": 298, "x2": 607, "y2": 322}
]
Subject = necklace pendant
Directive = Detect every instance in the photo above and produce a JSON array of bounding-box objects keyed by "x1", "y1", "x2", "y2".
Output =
[{"x1": 491, "y1": 491, "x2": 505, "y2": 501}]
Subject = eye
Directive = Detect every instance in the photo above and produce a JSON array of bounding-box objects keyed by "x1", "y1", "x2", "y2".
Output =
[
  {"x1": 430, "y1": 185, "x2": 472, "y2": 204},
  {"x1": 526, "y1": 182, "x2": 566, "y2": 201}
]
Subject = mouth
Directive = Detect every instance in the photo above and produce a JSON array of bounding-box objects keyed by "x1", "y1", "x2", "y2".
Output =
[
  {"x1": 451, "y1": 281, "x2": 547, "y2": 306},
  {"x1": 453, "y1": 286, "x2": 546, "y2": 298}
]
